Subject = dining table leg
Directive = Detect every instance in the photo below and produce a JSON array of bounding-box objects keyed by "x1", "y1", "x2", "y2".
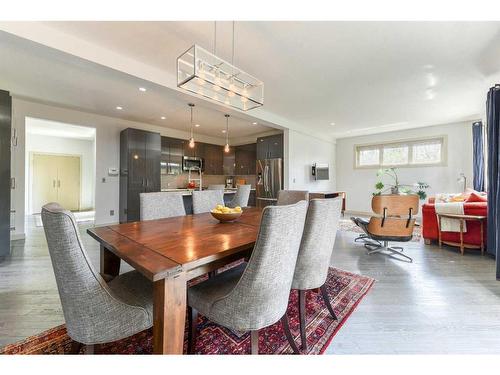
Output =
[
  {"x1": 153, "y1": 272, "x2": 187, "y2": 354},
  {"x1": 100, "y1": 245, "x2": 120, "y2": 279}
]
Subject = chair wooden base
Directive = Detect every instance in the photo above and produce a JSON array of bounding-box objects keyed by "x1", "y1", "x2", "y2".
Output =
[
  {"x1": 69, "y1": 342, "x2": 98, "y2": 355},
  {"x1": 297, "y1": 285, "x2": 337, "y2": 352},
  {"x1": 187, "y1": 307, "x2": 300, "y2": 355}
]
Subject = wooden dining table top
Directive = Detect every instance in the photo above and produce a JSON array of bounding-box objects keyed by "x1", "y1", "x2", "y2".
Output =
[{"x1": 87, "y1": 207, "x2": 263, "y2": 281}]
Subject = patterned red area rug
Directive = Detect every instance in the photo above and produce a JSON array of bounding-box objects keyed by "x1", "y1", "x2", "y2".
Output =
[{"x1": 0, "y1": 268, "x2": 374, "y2": 355}]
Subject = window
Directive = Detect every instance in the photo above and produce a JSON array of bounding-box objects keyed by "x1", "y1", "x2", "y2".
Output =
[{"x1": 355, "y1": 137, "x2": 445, "y2": 168}]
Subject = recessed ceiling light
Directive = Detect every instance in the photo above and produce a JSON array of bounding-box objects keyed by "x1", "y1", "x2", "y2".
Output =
[
  {"x1": 330, "y1": 122, "x2": 335, "y2": 126},
  {"x1": 222, "y1": 130, "x2": 227, "y2": 133},
  {"x1": 252, "y1": 122, "x2": 258, "y2": 125},
  {"x1": 160, "y1": 116, "x2": 166, "y2": 120},
  {"x1": 139, "y1": 87, "x2": 147, "y2": 92},
  {"x1": 116, "y1": 106, "x2": 123, "y2": 110},
  {"x1": 195, "y1": 124, "x2": 201, "y2": 127}
]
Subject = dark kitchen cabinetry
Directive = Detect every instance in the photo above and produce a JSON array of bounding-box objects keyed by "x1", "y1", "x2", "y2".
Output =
[
  {"x1": 120, "y1": 128, "x2": 161, "y2": 223},
  {"x1": 184, "y1": 140, "x2": 204, "y2": 158},
  {"x1": 223, "y1": 147, "x2": 236, "y2": 176},
  {"x1": 0, "y1": 90, "x2": 11, "y2": 257},
  {"x1": 235, "y1": 144, "x2": 257, "y2": 175},
  {"x1": 256, "y1": 134, "x2": 283, "y2": 160},
  {"x1": 161, "y1": 136, "x2": 184, "y2": 175},
  {"x1": 203, "y1": 143, "x2": 224, "y2": 175}
]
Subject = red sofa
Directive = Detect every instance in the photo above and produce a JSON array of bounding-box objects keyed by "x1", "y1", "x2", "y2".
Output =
[{"x1": 422, "y1": 198, "x2": 487, "y2": 246}]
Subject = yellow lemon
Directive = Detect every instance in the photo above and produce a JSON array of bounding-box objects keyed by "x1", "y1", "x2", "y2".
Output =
[{"x1": 216, "y1": 204, "x2": 224, "y2": 210}]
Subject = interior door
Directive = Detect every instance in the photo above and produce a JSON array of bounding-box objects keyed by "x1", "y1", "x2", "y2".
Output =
[
  {"x1": 56, "y1": 155, "x2": 81, "y2": 211},
  {"x1": 32, "y1": 154, "x2": 80, "y2": 213},
  {"x1": 32, "y1": 154, "x2": 58, "y2": 213}
]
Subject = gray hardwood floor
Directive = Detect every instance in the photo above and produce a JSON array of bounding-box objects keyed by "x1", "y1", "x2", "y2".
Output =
[{"x1": 1, "y1": 217, "x2": 499, "y2": 353}]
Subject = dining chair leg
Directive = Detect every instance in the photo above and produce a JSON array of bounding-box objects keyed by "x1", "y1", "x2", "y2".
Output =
[
  {"x1": 280, "y1": 315, "x2": 300, "y2": 354},
  {"x1": 69, "y1": 341, "x2": 82, "y2": 354},
  {"x1": 187, "y1": 306, "x2": 199, "y2": 354},
  {"x1": 320, "y1": 284, "x2": 338, "y2": 321},
  {"x1": 298, "y1": 289, "x2": 307, "y2": 351},
  {"x1": 84, "y1": 344, "x2": 97, "y2": 355},
  {"x1": 251, "y1": 330, "x2": 259, "y2": 355}
]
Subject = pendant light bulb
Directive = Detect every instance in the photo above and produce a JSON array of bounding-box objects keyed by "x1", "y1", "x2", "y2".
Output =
[
  {"x1": 224, "y1": 114, "x2": 230, "y2": 153},
  {"x1": 188, "y1": 103, "x2": 195, "y2": 148}
]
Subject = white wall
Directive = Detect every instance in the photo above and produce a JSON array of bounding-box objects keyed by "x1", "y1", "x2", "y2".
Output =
[
  {"x1": 10, "y1": 97, "x2": 235, "y2": 239},
  {"x1": 335, "y1": 121, "x2": 473, "y2": 214},
  {"x1": 25, "y1": 132, "x2": 95, "y2": 213},
  {"x1": 285, "y1": 129, "x2": 336, "y2": 192}
]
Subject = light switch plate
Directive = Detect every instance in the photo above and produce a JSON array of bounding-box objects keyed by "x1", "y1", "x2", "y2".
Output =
[{"x1": 108, "y1": 167, "x2": 119, "y2": 176}]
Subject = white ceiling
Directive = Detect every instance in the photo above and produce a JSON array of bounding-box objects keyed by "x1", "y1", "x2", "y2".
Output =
[
  {"x1": 26, "y1": 117, "x2": 96, "y2": 140},
  {"x1": 0, "y1": 30, "x2": 275, "y2": 140},
  {"x1": 2, "y1": 21, "x2": 500, "y2": 139}
]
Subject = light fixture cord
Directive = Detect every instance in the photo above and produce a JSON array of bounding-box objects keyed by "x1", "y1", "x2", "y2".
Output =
[
  {"x1": 190, "y1": 105, "x2": 194, "y2": 138},
  {"x1": 214, "y1": 21, "x2": 217, "y2": 55},
  {"x1": 226, "y1": 116, "x2": 229, "y2": 144}
]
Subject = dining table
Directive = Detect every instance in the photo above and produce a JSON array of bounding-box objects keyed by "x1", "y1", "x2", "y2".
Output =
[{"x1": 87, "y1": 206, "x2": 263, "y2": 354}]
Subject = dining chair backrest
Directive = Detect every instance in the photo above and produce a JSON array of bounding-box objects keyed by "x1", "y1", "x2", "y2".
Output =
[
  {"x1": 227, "y1": 185, "x2": 251, "y2": 208},
  {"x1": 140, "y1": 192, "x2": 186, "y2": 220},
  {"x1": 207, "y1": 184, "x2": 225, "y2": 191},
  {"x1": 292, "y1": 198, "x2": 342, "y2": 290},
  {"x1": 210, "y1": 200, "x2": 308, "y2": 330},
  {"x1": 192, "y1": 190, "x2": 224, "y2": 214},
  {"x1": 41, "y1": 203, "x2": 149, "y2": 344},
  {"x1": 277, "y1": 190, "x2": 309, "y2": 206}
]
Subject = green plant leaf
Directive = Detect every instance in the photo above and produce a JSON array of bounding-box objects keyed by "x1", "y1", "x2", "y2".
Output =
[{"x1": 375, "y1": 181, "x2": 384, "y2": 190}]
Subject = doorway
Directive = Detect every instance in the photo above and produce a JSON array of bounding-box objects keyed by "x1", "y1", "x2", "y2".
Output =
[
  {"x1": 32, "y1": 153, "x2": 81, "y2": 213},
  {"x1": 25, "y1": 117, "x2": 96, "y2": 227}
]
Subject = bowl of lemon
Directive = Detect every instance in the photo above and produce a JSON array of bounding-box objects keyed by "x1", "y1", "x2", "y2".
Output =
[{"x1": 210, "y1": 205, "x2": 243, "y2": 222}]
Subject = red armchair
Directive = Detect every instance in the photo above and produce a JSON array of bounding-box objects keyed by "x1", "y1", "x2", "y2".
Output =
[{"x1": 422, "y1": 198, "x2": 487, "y2": 246}]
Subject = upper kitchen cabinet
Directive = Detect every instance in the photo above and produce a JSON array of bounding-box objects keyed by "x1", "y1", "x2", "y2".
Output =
[
  {"x1": 120, "y1": 128, "x2": 161, "y2": 223},
  {"x1": 235, "y1": 143, "x2": 257, "y2": 175},
  {"x1": 223, "y1": 147, "x2": 235, "y2": 176},
  {"x1": 161, "y1": 136, "x2": 184, "y2": 175},
  {"x1": 184, "y1": 140, "x2": 204, "y2": 158},
  {"x1": 256, "y1": 133, "x2": 284, "y2": 160},
  {"x1": 203, "y1": 143, "x2": 224, "y2": 175}
]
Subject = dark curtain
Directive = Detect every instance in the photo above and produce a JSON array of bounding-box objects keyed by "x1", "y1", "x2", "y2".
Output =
[
  {"x1": 486, "y1": 85, "x2": 500, "y2": 279},
  {"x1": 472, "y1": 121, "x2": 485, "y2": 192}
]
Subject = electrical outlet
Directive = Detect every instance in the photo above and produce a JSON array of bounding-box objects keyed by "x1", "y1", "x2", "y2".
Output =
[
  {"x1": 102, "y1": 177, "x2": 106, "y2": 183},
  {"x1": 110, "y1": 210, "x2": 114, "y2": 216}
]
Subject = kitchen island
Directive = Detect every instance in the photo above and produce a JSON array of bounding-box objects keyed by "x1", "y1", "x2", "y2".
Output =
[{"x1": 161, "y1": 188, "x2": 256, "y2": 213}]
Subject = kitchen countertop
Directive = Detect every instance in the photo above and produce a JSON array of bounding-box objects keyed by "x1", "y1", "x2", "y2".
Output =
[{"x1": 161, "y1": 188, "x2": 255, "y2": 196}]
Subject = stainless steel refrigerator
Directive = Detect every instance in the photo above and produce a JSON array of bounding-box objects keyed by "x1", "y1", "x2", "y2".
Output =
[{"x1": 256, "y1": 158, "x2": 283, "y2": 208}]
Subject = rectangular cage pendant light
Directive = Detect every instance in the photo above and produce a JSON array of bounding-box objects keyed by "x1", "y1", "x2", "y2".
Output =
[{"x1": 177, "y1": 45, "x2": 264, "y2": 111}]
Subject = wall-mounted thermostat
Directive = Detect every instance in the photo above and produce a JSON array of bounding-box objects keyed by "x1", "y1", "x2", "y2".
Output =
[{"x1": 108, "y1": 167, "x2": 119, "y2": 176}]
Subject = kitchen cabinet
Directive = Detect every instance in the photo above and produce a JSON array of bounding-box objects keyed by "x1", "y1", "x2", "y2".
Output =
[
  {"x1": 161, "y1": 136, "x2": 183, "y2": 175},
  {"x1": 120, "y1": 128, "x2": 161, "y2": 223},
  {"x1": 223, "y1": 147, "x2": 236, "y2": 176},
  {"x1": 202, "y1": 143, "x2": 224, "y2": 175},
  {"x1": 0, "y1": 90, "x2": 11, "y2": 257},
  {"x1": 184, "y1": 140, "x2": 204, "y2": 158},
  {"x1": 256, "y1": 134, "x2": 283, "y2": 160},
  {"x1": 235, "y1": 144, "x2": 257, "y2": 175}
]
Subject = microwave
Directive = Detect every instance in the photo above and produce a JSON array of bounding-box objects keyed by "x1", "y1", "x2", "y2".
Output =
[{"x1": 183, "y1": 156, "x2": 203, "y2": 171}]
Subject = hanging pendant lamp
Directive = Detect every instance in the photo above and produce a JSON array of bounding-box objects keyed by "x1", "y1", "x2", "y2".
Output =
[
  {"x1": 224, "y1": 114, "x2": 230, "y2": 153},
  {"x1": 188, "y1": 103, "x2": 195, "y2": 148}
]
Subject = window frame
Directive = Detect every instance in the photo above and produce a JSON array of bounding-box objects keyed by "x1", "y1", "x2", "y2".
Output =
[{"x1": 354, "y1": 135, "x2": 447, "y2": 169}]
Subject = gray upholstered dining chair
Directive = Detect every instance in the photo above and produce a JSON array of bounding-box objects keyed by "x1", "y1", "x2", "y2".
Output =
[
  {"x1": 207, "y1": 184, "x2": 225, "y2": 190},
  {"x1": 277, "y1": 190, "x2": 309, "y2": 206},
  {"x1": 187, "y1": 200, "x2": 308, "y2": 355},
  {"x1": 227, "y1": 184, "x2": 251, "y2": 208},
  {"x1": 192, "y1": 190, "x2": 224, "y2": 214},
  {"x1": 291, "y1": 198, "x2": 342, "y2": 351},
  {"x1": 140, "y1": 191, "x2": 186, "y2": 220},
  {"x1": 41, "y1": 202, "x2": 153, "y2": 354}
]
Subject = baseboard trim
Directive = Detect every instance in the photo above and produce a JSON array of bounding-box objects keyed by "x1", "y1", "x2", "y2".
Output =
[{"x1": 11, "y1": 233, "x2": 26, "y2": 241}]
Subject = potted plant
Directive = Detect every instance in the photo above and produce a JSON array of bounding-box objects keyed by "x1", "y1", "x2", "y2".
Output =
[{"x1": 373, "y1": 167, "x2": 429, "y2": 200}]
